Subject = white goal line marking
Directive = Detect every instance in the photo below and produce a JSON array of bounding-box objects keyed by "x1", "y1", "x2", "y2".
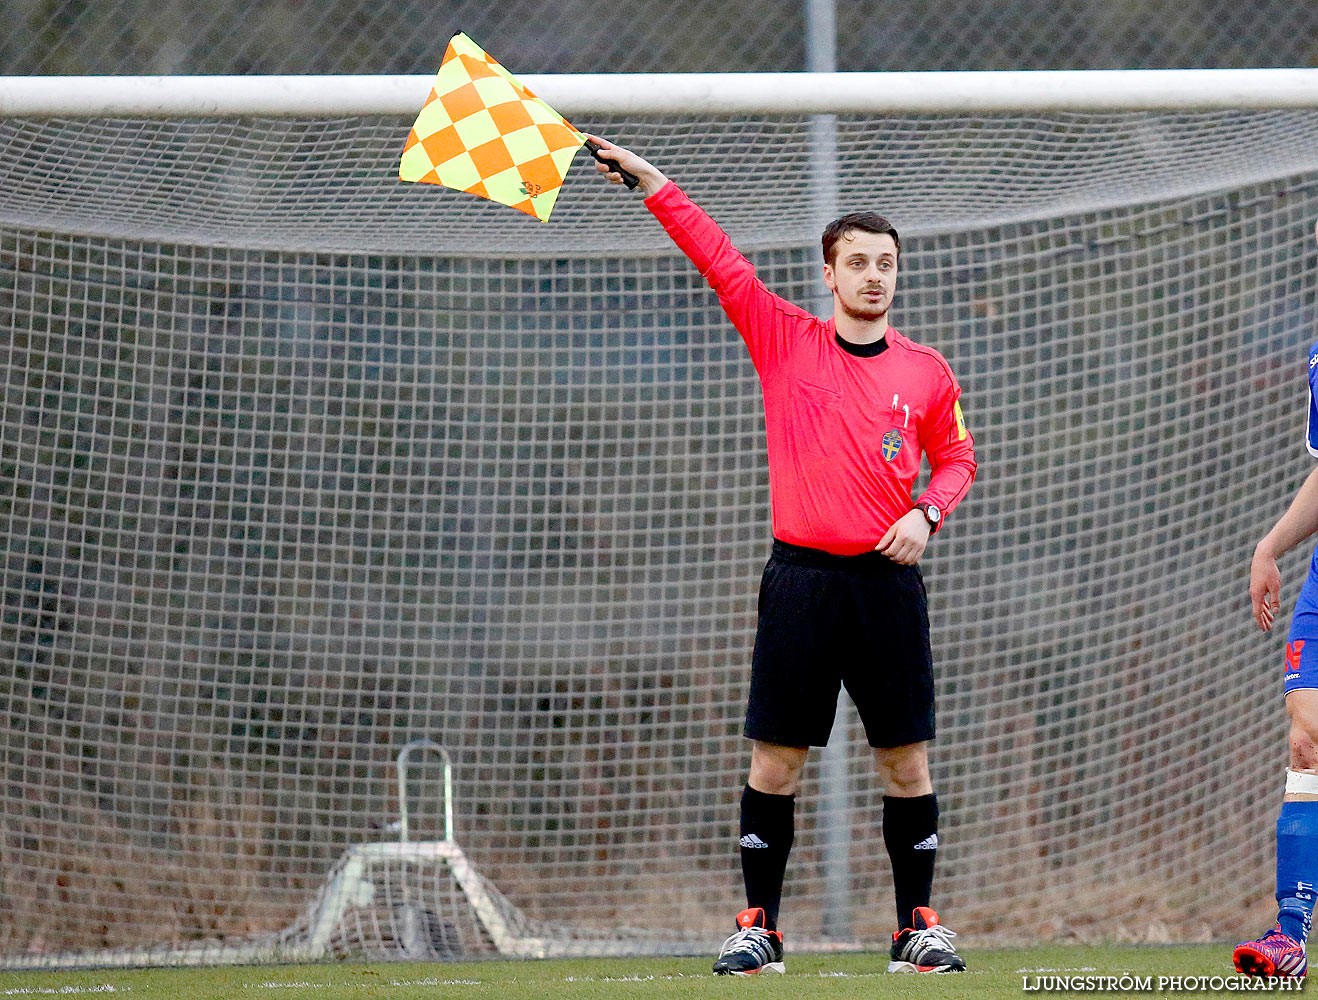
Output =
[{"x1": 239, "y1": 979, "x2": 482, "y2": 992}]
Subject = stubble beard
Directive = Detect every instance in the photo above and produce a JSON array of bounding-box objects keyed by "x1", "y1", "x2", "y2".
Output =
[{"x1": 839, "y1": 297, "x2": 889, "y2": 324}]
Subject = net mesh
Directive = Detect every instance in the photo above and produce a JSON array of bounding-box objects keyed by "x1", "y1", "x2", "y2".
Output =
[
  {"x1": 5, "y1": 0, "x2": 1318, "y2": 75},
  {"x1": 3, "y1": 105, "x2": 1318, "y2": 967}
]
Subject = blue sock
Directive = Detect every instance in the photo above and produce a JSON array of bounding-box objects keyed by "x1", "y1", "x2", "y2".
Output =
[{"x1": 1275, "y1": 800, "x2": 1318, "y2": 943}]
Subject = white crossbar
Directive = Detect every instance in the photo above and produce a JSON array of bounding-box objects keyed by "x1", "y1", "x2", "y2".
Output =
[{"x1": 1, "y1": 69, "x2": 1318, "y2": 119}]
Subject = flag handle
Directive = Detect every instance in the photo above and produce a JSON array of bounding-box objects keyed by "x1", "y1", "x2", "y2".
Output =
[{"x1": 585, "y1": 140, "x2": 640, "y2": 190}]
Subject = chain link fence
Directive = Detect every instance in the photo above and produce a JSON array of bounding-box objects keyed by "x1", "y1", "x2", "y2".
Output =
[
  {"x1": 2, "y1": 0, "x2": 1318, "y2": 77},
  {"x1": 4, "y1": 0, "x2": 1318, "y2": 969}
]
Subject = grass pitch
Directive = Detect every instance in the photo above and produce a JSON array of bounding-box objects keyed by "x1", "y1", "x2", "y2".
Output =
[{"x1": 0, "y1": 944, "x2": 1245, "y2": 1000}]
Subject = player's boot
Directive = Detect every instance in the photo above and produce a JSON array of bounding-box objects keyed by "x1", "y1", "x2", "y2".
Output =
[
  {"x1": 1233, "y1": 925, "x2": 1308, "y2": 978},
  {"x1": 888, "y1": 905, "x2": 967, "y2": 973},
  {"x1": 712, "y1": 906, "x2": 785, "y2": 975}
]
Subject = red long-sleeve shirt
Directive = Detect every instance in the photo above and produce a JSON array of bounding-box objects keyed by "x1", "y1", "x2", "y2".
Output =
[{"x1": 646, "y1": 181, "x2": 977, "y2": 556}]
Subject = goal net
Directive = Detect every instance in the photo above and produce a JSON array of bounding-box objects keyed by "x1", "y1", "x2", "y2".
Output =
[{"x1": 3, "y1": 76, "x2": 1318, "y2": 967}]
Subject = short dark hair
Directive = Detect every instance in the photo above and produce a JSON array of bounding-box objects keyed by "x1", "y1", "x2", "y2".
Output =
[{"x1": 821, "y1": 213, "x2": 900, "y2": 265}]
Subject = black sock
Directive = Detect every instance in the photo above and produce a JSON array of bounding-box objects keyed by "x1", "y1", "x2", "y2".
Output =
[
  {"x1": 882, "y1": 793, "x2": 939, "y2": 929},
  {"x1": 739, "y1": 785, "x2": 795, "y2": 932}
]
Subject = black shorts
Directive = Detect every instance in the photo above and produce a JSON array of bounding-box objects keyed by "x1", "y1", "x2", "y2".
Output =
[{"x1": 744, "y1": 539, "x2": 936, "y2": 749}]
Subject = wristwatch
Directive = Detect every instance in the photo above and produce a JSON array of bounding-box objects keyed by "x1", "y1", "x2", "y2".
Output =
[{"x1": 915, "y1": 501, "x2": 942, "y2": 532}]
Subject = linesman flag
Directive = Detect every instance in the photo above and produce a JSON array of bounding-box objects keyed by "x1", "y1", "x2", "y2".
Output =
[{"x1": 399, "y1": 33, "x2": 631, "y2": 222}]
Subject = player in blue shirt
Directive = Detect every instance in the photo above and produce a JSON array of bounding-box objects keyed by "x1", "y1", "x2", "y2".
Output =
[{"x1": 1237, "y1": 222, "x2": 1318, "y2": 979}]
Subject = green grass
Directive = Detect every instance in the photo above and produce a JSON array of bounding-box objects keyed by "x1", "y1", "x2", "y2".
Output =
[{"x1": 0, "y1": 944, "x2": 1267, "y2": 1000}]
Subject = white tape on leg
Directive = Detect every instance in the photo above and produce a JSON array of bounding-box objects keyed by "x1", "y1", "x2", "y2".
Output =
[{"x1": 1285, "y1": 769, "x2": 1318, "y2": 795}]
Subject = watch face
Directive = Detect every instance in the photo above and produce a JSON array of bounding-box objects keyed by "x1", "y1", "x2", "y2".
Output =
[{"x1": 925, "y1": 505, "x2": 941, "y2": 523}]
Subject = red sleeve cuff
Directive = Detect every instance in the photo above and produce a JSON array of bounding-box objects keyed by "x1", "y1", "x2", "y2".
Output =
[{"x1": 642, "y1": 179, "x2": 681, "y2": 211}]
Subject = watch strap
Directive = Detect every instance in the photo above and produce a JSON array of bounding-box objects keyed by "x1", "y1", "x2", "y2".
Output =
[{"x1": 915, "y1": 501, "x2": 941, "y2": 533}]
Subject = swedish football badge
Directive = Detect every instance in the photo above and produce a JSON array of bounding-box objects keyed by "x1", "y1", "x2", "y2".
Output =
[
  {"x1": 881, "y1": 428, "x2": 903, "y2": 462},
  {"x1": 954, "y1": 400, "x2": 968, "y2": 441}
]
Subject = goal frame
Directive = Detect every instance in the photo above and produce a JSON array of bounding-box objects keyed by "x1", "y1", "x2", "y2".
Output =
[
  {"x1": 1, "y1": 68, "x2": 1318, "y2": 119},
  {"x1": 1, "y1": 741, "x2": 554, "y2": 969},
  {"x1": 4, "y1": 67, "x2": 1317, "y2": 969}
]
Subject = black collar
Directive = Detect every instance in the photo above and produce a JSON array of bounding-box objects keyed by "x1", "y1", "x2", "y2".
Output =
[{"x1": 834, "y1": 332, "x2": 888, "y2": 358}]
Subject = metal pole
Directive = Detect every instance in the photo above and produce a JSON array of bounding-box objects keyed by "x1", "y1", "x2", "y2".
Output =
[
  {"x1": 5, "y1": 69, "x2": 1318, "y2": 118},
  {"x1": 806, "y1": 0, "x2": 851, "y2": 943},
  {"x1": 395, "y1": 738, "x2": 453, "y2": 843}
]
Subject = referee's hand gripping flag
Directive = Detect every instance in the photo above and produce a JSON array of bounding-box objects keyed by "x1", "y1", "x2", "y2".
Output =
[{"x1": 399, "y1": 32, "x2": 636, "y2": 222}]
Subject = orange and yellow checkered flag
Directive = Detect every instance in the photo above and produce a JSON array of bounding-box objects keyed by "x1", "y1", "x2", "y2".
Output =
[{"x1": 399, "y1": 33, "x2": 588, "y2": 222}]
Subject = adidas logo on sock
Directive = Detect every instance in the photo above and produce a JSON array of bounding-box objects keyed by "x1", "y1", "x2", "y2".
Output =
[
  {"x1": 912, "y1": 834, "x2": 939, "y2": 851},
  {"x1": 739, "y1": 834, "x2": 769, "y2": 849}
]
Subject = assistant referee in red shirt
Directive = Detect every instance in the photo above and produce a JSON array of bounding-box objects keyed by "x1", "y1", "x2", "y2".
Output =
[{"x1": 591, "y1": 137, "x2": 977, "y2": 976}]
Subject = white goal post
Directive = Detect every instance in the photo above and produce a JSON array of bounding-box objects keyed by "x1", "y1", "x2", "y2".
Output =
[
  {"x1": 4, "y1": 69, "x2": 1318, "y2": 969},
  {"x1": 2, "y1": 68, "x2": 1318, "y2": 118}
]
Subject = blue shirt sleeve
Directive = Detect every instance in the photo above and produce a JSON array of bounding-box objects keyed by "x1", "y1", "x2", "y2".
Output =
[{"x1": 1307, "y1": 341, "x2": 1318, "y2": 458}]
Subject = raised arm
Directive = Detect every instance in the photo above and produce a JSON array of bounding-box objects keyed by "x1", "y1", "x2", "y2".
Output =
[{"x1": 587, "y1": 135, "x2": 814, "y2": 373}]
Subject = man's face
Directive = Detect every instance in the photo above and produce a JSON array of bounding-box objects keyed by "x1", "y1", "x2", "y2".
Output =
[{"x1": 823, "y1": 230, "x2": 899, "y2": 323}]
